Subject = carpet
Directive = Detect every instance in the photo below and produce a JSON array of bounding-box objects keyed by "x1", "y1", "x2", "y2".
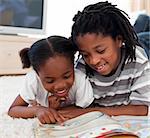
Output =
[{"x1": 0, "y1": 76, "x2": 37, "y2": 138}]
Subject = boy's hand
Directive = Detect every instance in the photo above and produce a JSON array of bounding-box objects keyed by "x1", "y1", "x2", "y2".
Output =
[{"x1": 48, "y1": 95, "x2": 61, "y2": 109}]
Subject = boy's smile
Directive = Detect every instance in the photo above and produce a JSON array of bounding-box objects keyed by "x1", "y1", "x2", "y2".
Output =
[{"x1": 76, "y1": 33, "x2": 122, "y2": 76}]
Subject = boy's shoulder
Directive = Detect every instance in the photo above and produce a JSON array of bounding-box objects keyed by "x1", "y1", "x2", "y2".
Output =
[
  {"x1": 75, "y1": 58, "x2": 86, "y2": 73},
  {"x1": 135, "y1": 46, "x2": 149, "y2": 63}
]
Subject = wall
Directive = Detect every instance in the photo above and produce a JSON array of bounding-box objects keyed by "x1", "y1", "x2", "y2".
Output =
[{"x1": 45, "y1": 0, "x2": 132, "y2": 37}]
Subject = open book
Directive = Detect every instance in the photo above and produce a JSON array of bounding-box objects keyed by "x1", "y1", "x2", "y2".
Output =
[
  {"x1": 113, "y1": 115, "x2": 150, "y2": 138},
  {"x1": 34, "y1": 111, "x2": 150, "y2": 138}
]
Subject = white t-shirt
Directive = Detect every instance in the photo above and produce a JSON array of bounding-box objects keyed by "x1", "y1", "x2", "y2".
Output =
[{"x1": 20, "y1": 69, "x2": 94, "y2": 108}]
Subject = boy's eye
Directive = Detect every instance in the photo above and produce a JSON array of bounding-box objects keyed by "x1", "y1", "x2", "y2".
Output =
[
  {"x1": 82, "y1": 53, "x2": 88, "y2": 58},
  {"x1": 97, "y1": 49, "x2": 105, "y2": 54},
  {"x1": 83, "y1": 55, "x2": 88, "y2": 58}
]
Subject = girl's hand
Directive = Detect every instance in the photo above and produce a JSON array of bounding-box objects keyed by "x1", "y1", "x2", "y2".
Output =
[
  {"x1": 48, "y1": 95, "x2": 61, "y2": 109},
  {"x1": 35, "y1": 106, "x2": 66, "y2": 124}
]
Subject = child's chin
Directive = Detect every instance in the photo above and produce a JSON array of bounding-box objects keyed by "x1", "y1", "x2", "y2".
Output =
[
  {"x1": 97, "y1": 71, "x2": 108, "y2": 76},
  {"x1": 101, "y1": 70, "x2": 115, "y2": 77},
  {"x1": 60, "y1": 97, "x2": 66, "y2": 101}
]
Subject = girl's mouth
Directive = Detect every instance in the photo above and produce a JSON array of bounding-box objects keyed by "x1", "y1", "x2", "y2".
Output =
[{"x1": 54, "y1": 89, "x2": 69, "y2": 98}]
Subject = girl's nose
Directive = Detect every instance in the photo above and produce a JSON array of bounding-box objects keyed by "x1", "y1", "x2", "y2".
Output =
[{"x1": 54, "y1": 81, "x2": 66, "y2": 91}]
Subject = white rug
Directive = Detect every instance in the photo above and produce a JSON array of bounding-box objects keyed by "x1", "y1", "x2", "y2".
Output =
[{"x1": 0, "y1": 76, "x2": 37, "y2": 138}]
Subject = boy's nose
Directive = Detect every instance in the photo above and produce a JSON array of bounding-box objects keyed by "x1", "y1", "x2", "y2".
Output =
[{"x1": 89, "y1": 55, "x2": 100, "y2": 66}]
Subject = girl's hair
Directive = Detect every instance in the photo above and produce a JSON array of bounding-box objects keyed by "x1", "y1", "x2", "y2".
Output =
[
  {"x1": 71, "y1": 1, "x2": 141, "y2": 76},
  {"x1": 19, "y1": 36, "x2": 76, "y2": 72}
]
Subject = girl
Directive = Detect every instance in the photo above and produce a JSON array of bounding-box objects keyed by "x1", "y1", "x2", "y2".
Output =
[
  {"x1": 59, "y1": 1, "x2": 150, "y2": 117},
  {"x1": 8, "y1": 36, "x2": 94, "y2": 124}
]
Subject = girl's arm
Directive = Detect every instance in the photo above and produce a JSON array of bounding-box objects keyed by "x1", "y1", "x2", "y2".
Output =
[
  {"x1": 8, "y1": 95, "x2": 65, "y2": 124},
  {"x1": 48, "y1": 95, "x2": 61, "y2": 109},
  {"x1": 58, "y1": 104, "x2": 148, "y2": 119}
]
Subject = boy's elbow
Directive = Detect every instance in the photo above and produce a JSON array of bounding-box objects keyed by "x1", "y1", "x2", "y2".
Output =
[
  {"x1": 134, "y1": 105, "x2": 149, "y2": 116},
  {"x1": 143, "y1": 105, "x2": 149, "y2": 116}
]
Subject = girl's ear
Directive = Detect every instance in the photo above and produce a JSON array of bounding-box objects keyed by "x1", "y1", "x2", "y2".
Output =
[{"x1": 116, "y1": 35, "x2": 123, "y2": 48}]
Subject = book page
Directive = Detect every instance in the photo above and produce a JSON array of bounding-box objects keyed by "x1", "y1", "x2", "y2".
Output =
[
  {"x1": 35, "y1": 111, "x2": 138, "y2": 138},
  {"x1": 113, "y1": 116, "x2": 150, "y2": 138}
]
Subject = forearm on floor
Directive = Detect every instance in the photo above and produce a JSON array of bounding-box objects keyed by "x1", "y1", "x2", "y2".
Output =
[
  {"x1": 8, "y1": 106, "x2": 39, "y2": 118},
  {"x1": 58, "y1": 104, "x2": 148, "y2": 120},
  {"x1": 92, "y1": 104, "x2": 148, "y2": 116},
  {"x1": 60, "y1": 104, "x2": 148, "y2": 116}
]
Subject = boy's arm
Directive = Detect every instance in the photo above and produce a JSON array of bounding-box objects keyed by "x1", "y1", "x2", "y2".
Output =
[
  {"x1": 95, "y1": 104, "x2": 148, "y2": 116},
  {"x1": 58, "y1": 104, "x2": 148, "y2": 119}
]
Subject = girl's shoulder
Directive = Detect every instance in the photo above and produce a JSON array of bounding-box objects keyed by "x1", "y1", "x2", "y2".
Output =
[
  {"x1": 74, "y1": 68, "x2": 87, "y2": 81},
  {"x1": 24, "y1": 70, "x2": 39, "y2": 84},
  {"x1": 74, "y1": 68, "x2": 86, "y2": 75}
]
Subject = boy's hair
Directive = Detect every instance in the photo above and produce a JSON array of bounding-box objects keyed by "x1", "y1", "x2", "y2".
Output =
[
  {"x1": 71, "y1": 1, "x2": 141, "y2": 63},
  {"x1": 19, "y1": 36, "x2": 76, "y2": 72}
]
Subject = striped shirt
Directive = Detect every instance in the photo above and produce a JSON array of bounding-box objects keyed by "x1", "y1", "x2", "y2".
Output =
[{"x1": 76, "y1": 46, "x2": 150, "y2": 107}]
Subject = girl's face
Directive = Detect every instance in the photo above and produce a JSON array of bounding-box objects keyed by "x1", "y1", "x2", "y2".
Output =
[
  {"x1": 38, "y1": 55, "x2": 74, "y2": 98},
  {"x1": 76, "y1": 33, "x2": 122, "y2": 76}
]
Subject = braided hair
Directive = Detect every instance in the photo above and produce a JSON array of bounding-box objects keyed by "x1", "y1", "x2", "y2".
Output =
[
  {"x1": 19, "y1": 36, "x2": 76, "y2": 72},
  {"x1": 71, "y1": 1, "x2": 141, "y2": 76}
]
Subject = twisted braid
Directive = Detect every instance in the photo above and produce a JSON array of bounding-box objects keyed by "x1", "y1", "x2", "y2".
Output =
[
  {"x1": 72, "y1": 1, "x2": 140, "y2": 61},
  {"x1": 71, "y1": 1, "x2": 141, "y2": 76}
]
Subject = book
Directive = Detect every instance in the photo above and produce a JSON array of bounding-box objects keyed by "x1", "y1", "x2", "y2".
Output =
[
  {"x1": 113, "y1": 115, "x2": 150, "y2": 138},
  {"x1": 34, "y1": 111, "x2": 145, "y2": 138}
]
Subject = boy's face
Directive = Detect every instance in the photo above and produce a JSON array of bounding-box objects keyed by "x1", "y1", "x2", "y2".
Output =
[
  {"x1": 38, "y1": 55, "x2": 74, "y2": 99},
  {"x1": 76, "y1": 33, "x2": 122, "y2": 76}
]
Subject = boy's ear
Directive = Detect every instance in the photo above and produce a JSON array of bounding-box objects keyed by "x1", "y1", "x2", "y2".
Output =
[
  {"x1": 116, "y1": 35, "x2": 123, "y2": 48},
  {"x1": 116, "y1": 35, "x2": 123, "y2": 41}
]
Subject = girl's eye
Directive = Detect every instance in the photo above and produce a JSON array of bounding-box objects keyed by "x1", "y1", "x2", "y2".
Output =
[
  {"x1": 64, "y1": 74, "x2": 72, "y2": 79},
  {"x1": 46, "y1": 80, "x2": 54, "y2": 83}
]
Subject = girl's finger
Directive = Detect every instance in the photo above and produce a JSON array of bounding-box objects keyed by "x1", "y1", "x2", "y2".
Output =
[
  {"x1": 38, "y1": 116, "x2": 46, "y2": 124},
  {"x1": 45, "y1": 114, "x2": 56, "y2": 124},
  {"x1": 58, "y1": 112, "x2": 68, "y2": 121},
  {"x1": 47, "y1": 112, "x2": 56, "y2": 124},
  {"x1": 50, "y1": 109, "x2": 64, "y2": 123}
]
